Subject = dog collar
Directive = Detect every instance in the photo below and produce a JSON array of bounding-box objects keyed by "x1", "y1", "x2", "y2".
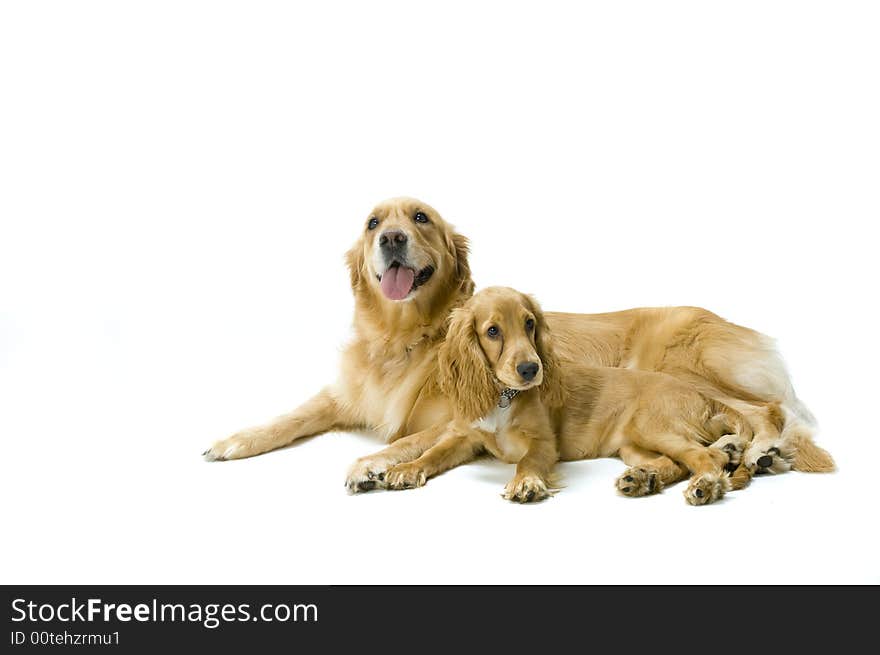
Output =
[{"x1": 498, "y1": 388, "x2": 520, "y2": 409}]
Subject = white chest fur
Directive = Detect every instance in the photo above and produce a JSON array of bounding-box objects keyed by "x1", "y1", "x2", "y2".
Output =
[
  {"x1": 473, "y1": 406, "x2": 509, "y2": 433},
  {"x1": 472, "y1": 406, "x2": 527, "y2": 463}
]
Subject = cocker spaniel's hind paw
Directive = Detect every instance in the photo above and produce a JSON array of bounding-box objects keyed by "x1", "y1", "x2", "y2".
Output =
[
  {"x1": 684, "y1": 472, "x2": 731, "y2": 506},
  {"x1": 616, "y1": 467, "x2": 662, "y2": 497}
]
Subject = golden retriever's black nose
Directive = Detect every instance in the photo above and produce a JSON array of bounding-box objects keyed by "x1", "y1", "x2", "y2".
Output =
[
  {"x1": 379, "y1": 230, "x2": 408, "y2": 249},
  {"x1": 517, "y1": 362, "x2": 539, "y2": 381}
]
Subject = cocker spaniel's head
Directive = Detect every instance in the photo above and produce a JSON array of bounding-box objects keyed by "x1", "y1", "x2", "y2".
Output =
[{"x1": 438, "y1": 287, "x2": 563, "y2": 420}]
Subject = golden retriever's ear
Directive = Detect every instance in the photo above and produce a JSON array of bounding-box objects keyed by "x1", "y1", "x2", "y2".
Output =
[
  {"x1": 345, "y1": 243, "x2": 365, "y2": 291},
  {"x1": 528, "y1": 295, "x2": 565, "y2": 408},
  {"x1": 446, "y1": 232, "x2": 474, "y2": 296},
  {"x1": 438, "y1": 307, "x2": 497, "y2": 420}
]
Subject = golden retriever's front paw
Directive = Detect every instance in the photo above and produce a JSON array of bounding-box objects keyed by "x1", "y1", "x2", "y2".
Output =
[
  {"x1": 683, "y1": 472, "x2": 731, "y2": 506},
  {"x1": 503, "y1": 475, "x2": 551, "y2": 503},
  {"x1": 616, "y1": 467, "x2": 662, "y2": 497},
  {"x1": 345, "y1": 458, "x2": 390, "y2": 494},
  {"x1": 203, "y1": 429, "x2": 266, "y2": 461},
  {"x1": 385, "y1": 463, "x2": 427, "y2": 490}
]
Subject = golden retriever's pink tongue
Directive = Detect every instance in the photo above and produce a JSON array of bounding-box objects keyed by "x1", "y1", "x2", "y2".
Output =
[{"x1": 380, "y1": 266, "x2": 415, "y2": 300}]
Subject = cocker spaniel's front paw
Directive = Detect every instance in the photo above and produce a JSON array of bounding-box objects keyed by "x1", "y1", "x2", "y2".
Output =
[
  {"x1": 503, "y1": 475, "x2": 552, "y2": 503},
  {"x1": 385, "y1": 463, "x2": 428, "y2": 490}
]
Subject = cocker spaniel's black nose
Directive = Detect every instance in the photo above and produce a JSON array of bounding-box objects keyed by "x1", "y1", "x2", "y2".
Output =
[{"x1": 516, "y1": 362, "x2": 540, "y2": 381}]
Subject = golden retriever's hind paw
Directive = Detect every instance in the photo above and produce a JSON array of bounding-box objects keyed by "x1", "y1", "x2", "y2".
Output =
[
  {"x1": 503, "y1": 475, "x2": 553, "y2": 503},
  {"x1": 616, "y1": 467, "x2": 662, "y2": 497},
  {"x1": 684, "y1": 472, "x2": 731, "y2": 506},
  {"x1": 744, "y1": 443, "x2": 793, "y2": 475},
  {"x1": 385, "y1": 463, "x2": 427, "y2": 491}
]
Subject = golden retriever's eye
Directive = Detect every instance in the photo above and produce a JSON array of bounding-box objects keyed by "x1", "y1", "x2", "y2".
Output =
[
  {"x1": 368, "y1": 217, "x2": 379, "y2": 230},
  {"x1": 525, "y1": 318, "x2": 535, "y2": 332},
  {"x1": 414, "y1": 211, "x2": 430, "y2": 224},
  {"x1": 487, "y1": 325, "x2": 500, "y2": 338}
]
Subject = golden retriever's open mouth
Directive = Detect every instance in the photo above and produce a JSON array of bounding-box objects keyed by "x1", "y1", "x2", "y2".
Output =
[{"x1": 377, "y1": 261, "x2": 435, "y2": 301}]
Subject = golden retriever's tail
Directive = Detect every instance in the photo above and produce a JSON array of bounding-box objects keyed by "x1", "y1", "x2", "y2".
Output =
[
  {"x1": 776, "y1": 369, "x2": 833, "y2": 471},
  {"x1": 783, "y1": 416, "x2": 836, "y2": 472}
]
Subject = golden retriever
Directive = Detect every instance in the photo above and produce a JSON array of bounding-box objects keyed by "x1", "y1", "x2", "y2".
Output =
[
  {"x1": 383, "y1": 287, "x2": 762, "y2": 504},
  {"x1": 204, "y1": 197, "x2": 471, "y2": 477},
  {"x1": 203, "y1": 197, "x2": 832, "y2": 491}
]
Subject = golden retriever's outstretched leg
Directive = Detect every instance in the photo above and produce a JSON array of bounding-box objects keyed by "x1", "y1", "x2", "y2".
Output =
[
  {"x1": 384, "y1": 431, "x2": 484, "y2": 490},
  {"x1": 504, "y1": 438, "x2": 558, "y2": 503},
  {"x1": 345, "y1": 425, "x2": 446, "y2": 493},
  {"x1": 615, "y1": 444, "x2": 688, "y2": 498},
  {"x1": 204, "y1": 388, "x2": 353, "y2": 461}
]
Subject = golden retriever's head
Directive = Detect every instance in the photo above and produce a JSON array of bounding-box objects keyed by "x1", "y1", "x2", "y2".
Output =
[
  {"x1": 345, "y1": 197, "x2": 472, "y2": 306},
  {"x1": 438, "y1": 287, "x2": 563, "y2": 419}
]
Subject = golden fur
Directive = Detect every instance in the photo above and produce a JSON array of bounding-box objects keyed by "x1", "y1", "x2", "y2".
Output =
[
  {"x1": 204, "y1": 197, "x2": 471, "y2": 473},
  {"x1": 203, "y1": 197, "x2": 833, "y2": 495},
  {"x1": 385, "y1": 287, "x2": 761, "y2": 504},
  {"x1": 542, "y1": 308, "x2": 832, "y2": 474}
]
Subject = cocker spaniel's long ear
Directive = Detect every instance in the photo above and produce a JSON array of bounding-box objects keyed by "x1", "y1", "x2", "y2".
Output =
[
  {"x1": 438, "y1": 307, "x2": 497, "y2": 420},
  {"x1": 527, "y1": 295, "x2": 565, "y2": 409},
  {"x1": 445, "y1": 231, "x2": 475, "y2": 297},
  {"x1": 345, "y1": 242, "x2": 366, "y2": 291}
]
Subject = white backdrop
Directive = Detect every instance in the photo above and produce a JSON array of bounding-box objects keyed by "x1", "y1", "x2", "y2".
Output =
[{"x1": 1, "y1": 1, "x2": 878, "y2": 584}]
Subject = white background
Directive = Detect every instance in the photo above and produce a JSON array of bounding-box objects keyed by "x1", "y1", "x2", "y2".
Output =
[{"x1": 1, "y1": 1, "x2": 878, "y2": 584}]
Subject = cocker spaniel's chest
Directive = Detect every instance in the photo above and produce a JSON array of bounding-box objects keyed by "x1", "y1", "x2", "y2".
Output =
[{"x1": 472, "y1": 407, "x2": 529, "y2": 463}]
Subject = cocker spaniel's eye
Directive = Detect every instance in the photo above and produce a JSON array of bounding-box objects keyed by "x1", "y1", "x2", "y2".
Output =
[
  {"x1": 525, "y1": 318, "x2": 535, "y2": 332},
  {"x1": 414, "y1": 211, "x2": 430, "y2": 224},
  {"x1": 487, "y1": 325, "x2": 500, "y2": 338},
  {"x1": 368, "y1": 217, "x2": 379, "y2": 230}
]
